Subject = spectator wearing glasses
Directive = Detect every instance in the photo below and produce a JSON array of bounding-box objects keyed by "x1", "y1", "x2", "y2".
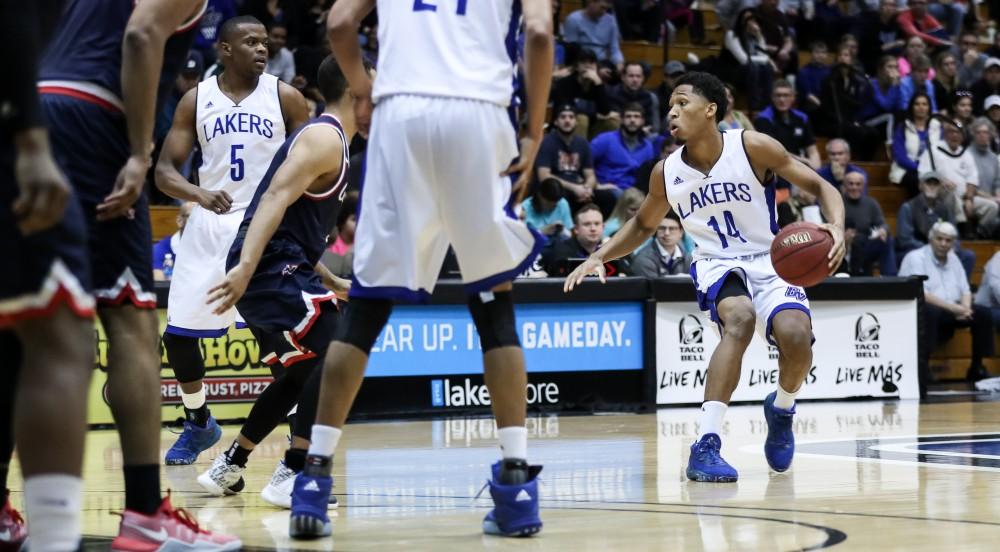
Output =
[{"x1": 630, "y1": 212, "x2": 693, "y2": 278}]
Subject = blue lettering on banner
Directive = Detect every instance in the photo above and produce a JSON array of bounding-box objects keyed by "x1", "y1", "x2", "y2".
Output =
[{"x1": 366, "y1": 303, "x2": 643, "y2": 377}]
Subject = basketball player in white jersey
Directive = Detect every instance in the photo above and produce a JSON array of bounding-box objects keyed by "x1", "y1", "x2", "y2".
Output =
[
  {"x1": 156, "y1": 15, "x2": 309, "y2": 465},
  {"x1": 566, "y1": 72, "x2": 846, "y2": 482},
  {"x1": 283, "y1": 0, "x2": 553, "y2": 540}
]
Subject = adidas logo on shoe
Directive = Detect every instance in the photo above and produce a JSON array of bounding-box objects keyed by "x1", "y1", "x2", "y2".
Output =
[
  {"x1": 515, "y1": 489, "x2": 532, "y2": 502},
  {"x1": 304, "y1": 480, "x2": 320, "y2": 492}
]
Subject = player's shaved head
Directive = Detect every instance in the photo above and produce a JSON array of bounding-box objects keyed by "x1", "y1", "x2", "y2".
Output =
[{"x1": 219, "y1": 15, "x2": 265, "y2": 44}]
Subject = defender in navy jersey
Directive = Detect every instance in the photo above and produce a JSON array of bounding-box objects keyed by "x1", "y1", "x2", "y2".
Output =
[
  {"x1": 37, "y1": 1, "x2": 242, "y2": 550},
  {"x1": 203, "y1": 56, "x2": 357, "y2": 510},
  {"x1": 0, "y1": 2, "x2": 95, "y2": 549},
  {"x1": 565, "y1": 72, "x2": 846, "y2": 482}
]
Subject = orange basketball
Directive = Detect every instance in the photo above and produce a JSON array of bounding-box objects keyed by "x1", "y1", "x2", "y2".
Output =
[{"x1": 770, "y1": 222, "x2": 833, "y2": 287}]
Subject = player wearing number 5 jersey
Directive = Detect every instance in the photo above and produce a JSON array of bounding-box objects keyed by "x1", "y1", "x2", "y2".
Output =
[
  {"x1": 155, "y1": 15, "x2": 310, "y2": 466},
  {"x1": 565, "y1": 72, "x2": 846, "y2": 482}
]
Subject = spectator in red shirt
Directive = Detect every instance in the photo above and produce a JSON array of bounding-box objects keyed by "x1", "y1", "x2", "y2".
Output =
[{"x1": 897, "y1": 0, "x2": 951, "y2": 48}]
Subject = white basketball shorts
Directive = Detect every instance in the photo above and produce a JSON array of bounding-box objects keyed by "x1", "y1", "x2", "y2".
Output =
[
  {"x1": 689, "y1": 251, "x2": 811, "y2": 345},
  {"x1": 165, "y1": 205, "x2": 245, "y2": 336},
  {"x1": 351, "y1": 95, "x2": 543, "y2": 302}
]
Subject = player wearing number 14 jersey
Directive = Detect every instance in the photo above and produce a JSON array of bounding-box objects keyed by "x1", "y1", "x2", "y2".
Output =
[
  {"x1": 155, "y1": 15, "x2": 309, "y2": 465},
  {"x1": 565, "y1": 72, "x2": 846, "y2": 481}
]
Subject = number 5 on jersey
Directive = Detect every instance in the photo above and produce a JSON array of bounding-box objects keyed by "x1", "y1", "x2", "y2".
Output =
[{"x1": 230, "y1": 144, "x2": 244, "y2": 181}]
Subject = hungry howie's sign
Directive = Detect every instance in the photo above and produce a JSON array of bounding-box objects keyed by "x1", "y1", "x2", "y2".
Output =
[{"x1": 655, "y1": 300, "x2": 919, "y2": 404}]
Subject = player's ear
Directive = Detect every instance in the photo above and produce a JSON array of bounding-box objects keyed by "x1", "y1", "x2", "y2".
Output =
[{"x1": 705, "y1": 102, "x2": 717, "y2": 121}]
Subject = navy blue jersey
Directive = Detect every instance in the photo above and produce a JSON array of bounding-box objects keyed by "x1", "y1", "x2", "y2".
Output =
[
  {"x1": 39, "y1": 0, "x2": 205, "y2": 112},
  {"x1": 232, "y1": 113, "x2": 350, "y2": 268}
]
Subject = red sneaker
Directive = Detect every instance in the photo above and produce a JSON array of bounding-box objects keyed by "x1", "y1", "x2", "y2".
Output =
[
  {"x1": 0, "y1": 490, "x2": 28, "y2": 552},
  {"x1": 111, "y1": 493, "x2": 241, "y2": 551}
]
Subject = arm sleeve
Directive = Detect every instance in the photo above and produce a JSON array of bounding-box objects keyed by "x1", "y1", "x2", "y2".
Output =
[
  {"x1": 556, "y1": 200, "x2": 574, "y2": 230},
  {"x1": 0, "y1": 0, "x2": 65, "y2": 132},
  {"x1": 897, "y1": 249, "x2": 918, "y2": 277},
  {"x1": 896, "y1": 11, "x2": 948, "y2": 47},
  {"x1": 724, "y1": 31, "x2": 750, "y2": 65},
  {"x1": 609, "y1": 19, "x2": 624, "y2": 65},
  {"x1": 892, "y1": 125, "x2": 918, "y2": 171},
  {"x1": 896, "y1": 204, "x2": 924, "y2": 251}
]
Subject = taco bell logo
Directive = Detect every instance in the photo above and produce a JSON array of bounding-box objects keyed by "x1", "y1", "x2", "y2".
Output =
[
  {"x1": 854, "y1": 312, "x2": 880, "y2": 358},
  {"x1": 678, "y1": 314, "x2": 705, "y2": 361}
]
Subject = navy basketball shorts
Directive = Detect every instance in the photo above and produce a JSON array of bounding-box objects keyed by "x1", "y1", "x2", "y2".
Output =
[
  {"x1": 0, "y1": 135, "x2": 94, "y2": 328},
  {"x1": 232, "y1": 243, "x2": 340, "y2": 368},
  {"x1": 41, "y1": 93, "x2": 156, "y2": 309}
]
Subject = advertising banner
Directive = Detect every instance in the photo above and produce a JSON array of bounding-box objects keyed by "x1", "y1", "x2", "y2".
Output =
[
  {"x1": 87, "y1": 302, "x2": 646, "y2": 425},
  {"x1": 654, "y1": 300, "x2": 920, "y2": 404}
]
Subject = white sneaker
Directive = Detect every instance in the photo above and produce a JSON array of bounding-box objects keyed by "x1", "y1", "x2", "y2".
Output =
[
  {"x1": 197, "y1": 453, "x2": 246, "y2": 496},
  {"x1": 260, "y1": 460, "x2": 338, "y2": 509}
]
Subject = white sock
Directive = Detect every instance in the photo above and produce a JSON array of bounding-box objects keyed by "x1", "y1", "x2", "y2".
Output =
[
  {"x1": 24, "y1": 474, "x2": 83, "y2": 551},
  {"x1": 698, "y1": 401, "x2": 728, "y2": 438},
  {"x1": 774, "y1": 384, "x2": 799, "y2": 410},
  {"x1": 181, "y1": 387, "x2": 206, "y2": 410},
  {"x1": 307, "y1": 425, "x2": 342, "y2": 457},
  {"x1": 497, "y1": 426, "x2": 528, "y2": 460}
]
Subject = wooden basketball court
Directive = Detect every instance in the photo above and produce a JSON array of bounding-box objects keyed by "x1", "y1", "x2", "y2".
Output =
[{"x1": 8, "y1": 397, "x2": 1000, "y2": 550}]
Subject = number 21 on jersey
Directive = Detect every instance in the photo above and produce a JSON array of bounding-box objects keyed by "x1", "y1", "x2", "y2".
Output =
[{"x1": 413, "y1": 0, "x2": 467, "y2": 14}]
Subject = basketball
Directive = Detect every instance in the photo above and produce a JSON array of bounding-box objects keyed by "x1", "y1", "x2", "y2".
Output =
[{"x1": 770, "y1": 222, "x2": 834, "y2": 287}]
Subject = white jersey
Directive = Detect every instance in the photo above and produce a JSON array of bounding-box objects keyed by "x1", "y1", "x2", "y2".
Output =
[
  {"x1": 372, "y1": 0, "x2": 518, "y2": 107},
  {"x1": 196, "y1": 73, "x2": 286, "y2": 210},
  {"x1": 663, "y1": 129, "x2": 779, "y2": 260}
]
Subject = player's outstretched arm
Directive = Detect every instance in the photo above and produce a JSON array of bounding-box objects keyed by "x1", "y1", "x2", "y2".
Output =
[
  {"x1": 506, "y1": 0, "x2": 554, "y2": 203},
  {"x1": 100, "y1": 0, "x2": 204, "y2": 221},
  {"x1": 207, "y1": 125, "x2": 344, "y2": 314},
  {"x1": 743, "y1": 130, "x2": 846, "y2": 272},
  {"x1": 278, "y1": 81, "x2": 312, "y2": 134},
  {"x1": 327, "y1": 0, "x2": 375, "y2": 136},
  {"x1": 154, "y1": 88, "x2": 232, "y2": 213},
  {"x1": 564, "y1": 160, "x2": 671, "y2": 292}
]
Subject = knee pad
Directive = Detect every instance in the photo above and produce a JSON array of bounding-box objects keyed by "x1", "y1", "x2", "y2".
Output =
[
  {"x1": 467, "y1": 291, "x2": 519, "y2": 353},
  {"x1": 335, "y1": 298, "x2": 393, "y2": 354},
  {"x1": 161, "y1": 332, "x2": 205, "y2": 383}
]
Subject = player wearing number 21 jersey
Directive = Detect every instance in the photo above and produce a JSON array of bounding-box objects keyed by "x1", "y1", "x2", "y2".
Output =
[{"x1": 564, "y1": 72, "x2": 845, "y2": 483}]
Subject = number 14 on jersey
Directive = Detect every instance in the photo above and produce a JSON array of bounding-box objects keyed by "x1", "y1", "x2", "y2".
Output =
[{"x1": 707, "y1": 210, "x2": 747, "y2": 249}]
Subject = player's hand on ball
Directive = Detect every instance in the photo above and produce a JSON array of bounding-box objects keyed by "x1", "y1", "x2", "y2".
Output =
[
  {"x1": 207, "y1": 265, "x2": 252, "y2": 315},
  {"x1": 820, "y1": 223, "x2": 846, "y2": 274},
  {"x1": 563, "y1": 256, "x2": 607, "y2": 292},
  {"x1": 198, "y1": 189, "x2": 234, "y2": 214},
  {"x1": 13, "y1": 129, "x2": 71, "y2": 235}
]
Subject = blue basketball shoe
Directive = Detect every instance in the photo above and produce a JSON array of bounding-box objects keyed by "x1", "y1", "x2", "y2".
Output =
[
  {"x1": 165, "y1": 417, "x2": 222, "y2": 465},
  {"x1": 763, "y1": 391, "x2": 796, "y2": 472},
  {"x1": 289, "y1": 471, "x2": 332, "y2": 539},
  {"x1": 482, "y1": 461, "x2": 543, "y2": 537},
  {"x1": 686, "y1": 433, "x2": 738, "y2": 482}
]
